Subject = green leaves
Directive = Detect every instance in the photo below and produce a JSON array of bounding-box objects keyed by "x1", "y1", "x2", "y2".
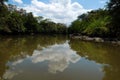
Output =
[
  {"x1": 69, "y1": 9, "x2": 110, "y2": 37},
  {"x1": 0, "y1": 3, "x2": 67, "y2": 34},
  {"x1": 107, "y1": 0, "x2": 120, "y2": 38},
  {"x1": 6, "y1": 12, "x2": 25, "y2": 33}
]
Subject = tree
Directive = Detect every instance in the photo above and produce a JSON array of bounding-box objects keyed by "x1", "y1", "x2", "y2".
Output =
[
  {"x1": 0, "y1": 0, "x2": 9, "y2": 33},
  {"x1": 0, "y1": 0, "x2": 8, "y2": 5},
  {"x1": 69, "y1": 9, "x2": 110, "y2": 37},
  {"x1": 77, "y1": 13, "x2": 88, "y2": 21},
  {"x1": 107, "y1": 0, "x2": 120, "y2": 38},
  {"x1": 0, "y1": 2, "x2": 9, "y2": 17},
  {"x1": 36, "y1": 16, "x2": 43, "y2": 23},
  {"x1": 6, "y1": 12, "x2": 25, "y2": 33},
  {"x1": 0, "y1": 1, "x2": 68, "y2": 34},
  {"x1": 24, "y1": 12, "x2": 39, "y2": 33}
]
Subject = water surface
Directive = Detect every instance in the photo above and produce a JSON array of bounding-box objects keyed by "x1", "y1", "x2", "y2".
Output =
[{"x1": 0, "y1": 35, "x2": 120, "y2": 80}]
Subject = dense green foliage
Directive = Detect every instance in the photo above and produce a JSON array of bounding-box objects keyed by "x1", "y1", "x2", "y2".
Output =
[
  {"x1": 69, "y1": 9, "x2": 111, "y2": 37},
  {"x1": 69, "y1": 0, "x2": 120, "y2": 38},
  {"x1": 0, "y1": 0, "x2": 120, "y2": 38},
  {"x1": 0, "y1": 2, "x2": 67, "y2": 34},
  {"x1": 107, "y1": 0, "x2": 120, "y2": 38},
  {"x1": 38, "y1": 19, "x2": 67, "y2": 34}
]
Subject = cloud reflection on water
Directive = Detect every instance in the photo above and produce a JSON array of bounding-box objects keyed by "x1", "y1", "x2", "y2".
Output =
[
  {"x1": 2, "y1": 41, "x2": 81, "y2": 80},
  {"x1": 31, "y1": 41, "x2": 81, "y2": 73}
]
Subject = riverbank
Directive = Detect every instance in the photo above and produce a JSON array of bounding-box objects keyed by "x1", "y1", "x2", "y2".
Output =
[{"x1": 70, "y1": 35, "x2": 120, "y2": 45}]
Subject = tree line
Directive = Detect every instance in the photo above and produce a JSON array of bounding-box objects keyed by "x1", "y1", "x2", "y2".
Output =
[
  {"x1": 0, "y1": 0, "x2": 120, "y2": 39},
  {"x1": 69, "y1": 9, "x2": 110, "y2": 37},
  {"x1": 69, "y1": 0, "x2": 120, "y2": 39},
  {"x1": 0, "y1": 0, "x2": 67, "y2": 34}
]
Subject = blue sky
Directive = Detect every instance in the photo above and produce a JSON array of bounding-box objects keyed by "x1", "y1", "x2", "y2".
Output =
[
  {"x1": 8, "y1": 0, "x2": 109, "y2": 24},
  {"x1": 73, "y1": 0, "x2": 108, "y2": 9}
]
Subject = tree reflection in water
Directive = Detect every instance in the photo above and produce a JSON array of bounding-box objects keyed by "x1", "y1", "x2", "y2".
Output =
[
  {"x1": 0, "y1": 35, "x2": 120, "y2": 80},
  {"x1": 70, "y1": 39, "x2": 120, "y2": 80}
]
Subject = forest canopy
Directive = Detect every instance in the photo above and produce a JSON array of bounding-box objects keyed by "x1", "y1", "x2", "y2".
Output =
[{"x1": 0, "y1": 0, "x2": 120, "y2": 39}]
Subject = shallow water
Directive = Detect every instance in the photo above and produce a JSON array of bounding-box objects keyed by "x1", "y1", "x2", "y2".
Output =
[{"x1": 0, "y1": 35, "x2": 120, "y2": 80}]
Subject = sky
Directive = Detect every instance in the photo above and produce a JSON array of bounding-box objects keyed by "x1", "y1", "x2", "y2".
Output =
[{"x1": 8, "y1": 0, "x2": 109, "y2": 25}]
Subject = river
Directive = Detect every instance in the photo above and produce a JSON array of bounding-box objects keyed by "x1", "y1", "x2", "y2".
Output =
[{"x1": 0, "y1": 35, "x2": 120, "y2": 80}]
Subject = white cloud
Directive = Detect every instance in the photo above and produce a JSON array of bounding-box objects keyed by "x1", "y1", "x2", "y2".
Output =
[
  {"x1": 21, "y1": 0, "x2": 91, "y2": 25},
  {"x1": 13, "y1": 0, "x2": 23, "y2": 4}
]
